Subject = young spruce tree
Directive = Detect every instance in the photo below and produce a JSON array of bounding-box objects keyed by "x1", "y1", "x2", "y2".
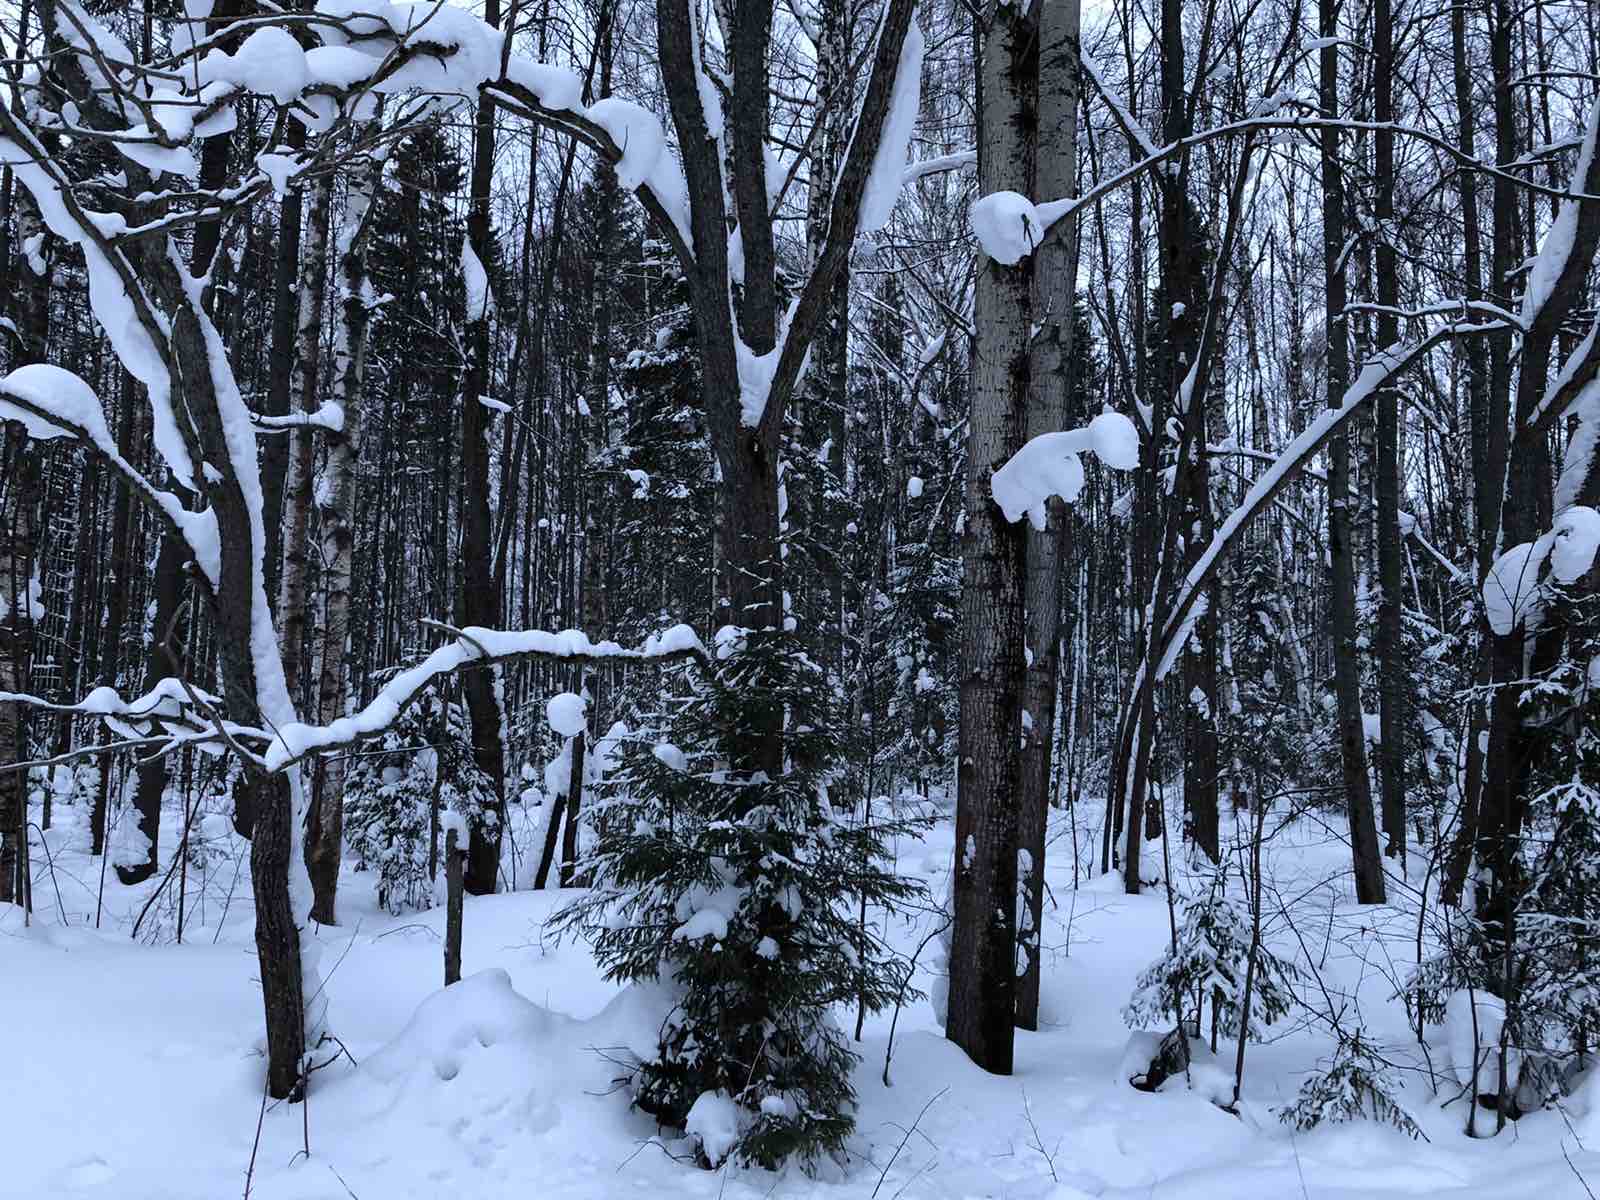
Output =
[{"x1": 556, "y1": 629, "x2": 924, "y2": 1171}]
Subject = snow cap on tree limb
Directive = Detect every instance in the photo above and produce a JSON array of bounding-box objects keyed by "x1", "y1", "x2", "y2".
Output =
[{"x1": 990, "y1": 410, "x2": 1140, "y2": 527}]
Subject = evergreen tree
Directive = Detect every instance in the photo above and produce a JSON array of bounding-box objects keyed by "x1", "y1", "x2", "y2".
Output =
[
  {"x1": 344, "y1": 681, "x2": 496, "y2": 915},
  {"x1": 555, "y1": 631, "x2": 925, "y2": 1170}
]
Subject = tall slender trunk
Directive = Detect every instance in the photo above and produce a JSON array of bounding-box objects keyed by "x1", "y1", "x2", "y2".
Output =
[
  {"x1": 1442, "y1": 0, "x2": 1490, "y2": 906},
  {"x1": 802, "y1": 0, "x2": 850, "y2": 660},
  {"x1": 1319, "y1": 0, "x2": 1385, "y2": 904},
  {"x1": 1015, "y1": 0, "x2": 1081, "y2": 1032},
  {"x1": 262, "y1": 122, "x2": 307, "y2": 612},
  {"x1": 1474, "y1": 0, "x2": 1531, "y2": 977},
  {"x1": 305, "y1": 136, "x2": 388, "y2": 924},
  {"x1": 0, "y1": 425, "x2": 38, "y2": 906},
  {"x1": 1373, "y1": 0, "x2": 1407, "y2": 866},
  {"x1": 1, "y1": 187, "x2": 50, "y2": 901},
  {"x1": 460, "y1": 0, "x2": 508, "y2": 894},
  {"x1": 948, "y1": 4, "x2": 1034, "y2": 1076},
  {"x1": 278, "y1": 173, "x2": 334, "y2": 713}
]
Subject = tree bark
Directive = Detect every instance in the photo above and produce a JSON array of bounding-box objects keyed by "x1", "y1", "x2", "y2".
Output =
[
  {"x1": 1319, "y1": 0, "x2": 1385, "y2": 904},
  {"x1": 947, "y1": 2, "x2": 1034, "y2": 1076},
  {"x1": 459, "y1": 0, "x2": 509, "y2": 894},
  {"x1": 1015, "y1": 0, "x2": 1081, "y2": 1032},
  {"x1": 559, "y1": 729, "x2": 586, "y2": 887},
  {"x1": 1441, "y1": 0, "x2": 1490, "y2": 906},
  {"x1": 277, "y1": 173, "x2": 334, "y2": 712},
  {"x1": 1373, "y1": 0, "x2": 1407, "y2": 866},
  {"x1": 305, "y1": 135, "x2": 388, "y2": 924},
  {"x1": 445, "y1": 826, "x2": 464, "y2": 985},
  {"x1": 262, "y1": 121, "x2": 307, "y2": 612}
]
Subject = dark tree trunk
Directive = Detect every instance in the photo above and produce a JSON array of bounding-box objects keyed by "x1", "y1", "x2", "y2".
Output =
[
  {"x1": 459, "y1": 0, "x2": 508, "y2": 894},
  {"x1": 1319, "y1": 0, "x2": 1385, "y2": 904},
  {"x1": 559, "y1": 729, "x2": 586, "y2": 887},
  {"x1": 1373, "y1": 0, "x2": 1407, "y2": 865},
  {"x1": 1016, "y1": 0, "x2": 1082, "y2": 1031},
  {"x1": 445, "y1": 826, "x2": 464, "y2": 985},
  {"x1": 947, "y1": 2, "x2": 1034, "y2": 1076}
]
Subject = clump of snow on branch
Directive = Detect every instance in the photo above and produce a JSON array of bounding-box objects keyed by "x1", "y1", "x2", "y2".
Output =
[
  {"x1": 969, "y1": 191, "x2": 1042, "y2": 266},
  {"x1": 1482, "y1": 505, "x2": 1600, "y2": 635},
  {"x1": 546, "y1": 692, "x2": 587, "y2": 738},
  {"x1": 991, "y1": 410, "x2": 1140, "y2": 526},
  {"x1": 461, "y1": 236, "x2": 493, "y2": 321}
]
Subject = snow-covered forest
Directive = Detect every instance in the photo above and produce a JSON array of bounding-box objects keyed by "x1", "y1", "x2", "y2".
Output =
[{"x1": 2, "y1": 0, "x2": 1600, "y2": 1194}]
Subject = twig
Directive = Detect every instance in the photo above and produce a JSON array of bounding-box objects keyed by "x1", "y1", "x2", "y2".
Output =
[
  {"x1": 1019, "y1": 1087, "x2": 1059, "y2": 1182},
  {"x1": 871, "y1": 1087, "x2": 948, "y2": 1199},
  {"x1": 243, "y1": 1080, "x2": 268, "y2": 1199}
]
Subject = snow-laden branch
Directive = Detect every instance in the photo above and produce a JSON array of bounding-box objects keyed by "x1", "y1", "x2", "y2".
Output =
[
  {"x1": 0, "y1": 364, "x2": 222, "y2": 586},
  {"x1": 900, "y1": 150, "x2": 975, "y2": 188},
  {"x1": 260, "y1": 622, "x2": 710, "y2": 771},
  {"x1": 1081, "y1": 52, "x2": 1161, "y2": 163},
  {"x1": 1517, "y1": 96, "x2": 1600, "y2": 331},
  {"x1": 1, "y1": 619, "x2": 711, "y2": 775},
  {"x1": 1152, "y1": 331, "x2": 1468, "y2": 679},
  {"x1": 1482, "y1": 506, "x2": 1600, "y2": 635},
  {"x1": 970, "y1": 111, "x2": 1599, "y2": 268}
]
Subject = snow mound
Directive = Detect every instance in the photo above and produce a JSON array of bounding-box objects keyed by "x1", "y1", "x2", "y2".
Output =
[
  {"x1": 1484, "y1": 541, "x2": 1547, "y2": 635},
  {"x1": 366, "y1": 969, "x2": 560, "y2": 1085},
  {"x1": 1445, "y1": 989, "x2": 1519, "y2": 1097},
  {"x1": 1550, "y1": 504, "x2": 1600, "y2": 583},
  {"x1": 685, "y1": 1089, "x2": 741, "y2": 1166}
]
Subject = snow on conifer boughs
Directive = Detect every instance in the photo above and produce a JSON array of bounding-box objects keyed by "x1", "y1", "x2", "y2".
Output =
[
  {"x1": 344, "y1": 682, "x2": 495, "y2": 914},
  {"x1": 1279, "y1": 1031, "x2": 1422, "y2": 1139},
  {"x1": 554, "y1": 631, "x2": 927, "y2": 1171},
  {"x1": 1124, "y1": 867, "x2": 1299, "y2": 1044}
]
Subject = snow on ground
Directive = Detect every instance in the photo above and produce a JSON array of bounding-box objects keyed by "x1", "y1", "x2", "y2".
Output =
[{"x1": 4, "y1": 791, "x2": 1600, "y2": 1199}]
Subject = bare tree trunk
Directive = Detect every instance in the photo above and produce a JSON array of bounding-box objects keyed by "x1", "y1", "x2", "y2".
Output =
[
  {"x1": 305, "y1": 135, "x2": 388, "y2": 924},
  {"x1": 125, "y1": 532, "x2": 188, "y2": 866},
  {"x1": 261, "y1": 121, "x2": 307, "y2": 612},
  {"x1": 948, "y1": 4, "x2": 1034, "y2": 1076},
  {"x1": 1319, "y1": 0, "x2": 1385, "y2": 904},
  {"x1": 1016, "y1": 0, "x2": 1082, "y2": 1032},
  {"x1": 459, "y1": 0, "x2": 509, "y2": 894},
  {"x1": 1161, "y1": 0, "x2": 1220, "y2": 869},
  {"x1": 0, "y1": 421, "x2": 38, "y2": 907},
  {"x1": 278, "y1": 173, "x2": 334, "y2": 712},
  {"x1": 1373, "y1": 0, "x2": 1407, "y2": 866},
  {"x1": 1, "y1": 184, "x2": 49, "y2": 900},
  {"x1": 1442, "y1": 0, "x2": 1490, "y2": 906},
  {"x1": 559, "y1": 729, "x2": 586, "y2": 887},
  {"x1": 445, "y1": 826, "x2": 464, "y2": 985}
]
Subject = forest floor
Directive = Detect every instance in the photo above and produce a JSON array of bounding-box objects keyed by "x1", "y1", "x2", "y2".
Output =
[{"x1": 5, "y1": 793, "x2": 1600, "y2": 1199}]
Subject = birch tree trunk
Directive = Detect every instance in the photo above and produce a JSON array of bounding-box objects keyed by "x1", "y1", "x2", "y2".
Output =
[
  {"x1": 278, "y1": 173, "x2": 334, "y2": 713},
  {"x1": 1015, "y1": 0, "x2": 1081, "y2": 1033},
  {"x1": 947, "y1": 3, "x2": 1034, "y2": 1075},
  {"x1": 261, "y1": 121, "x2": 306, "y2": 612},
  {"x1": 305, "y1": 137, "x2": 388, "y2": 924}
]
